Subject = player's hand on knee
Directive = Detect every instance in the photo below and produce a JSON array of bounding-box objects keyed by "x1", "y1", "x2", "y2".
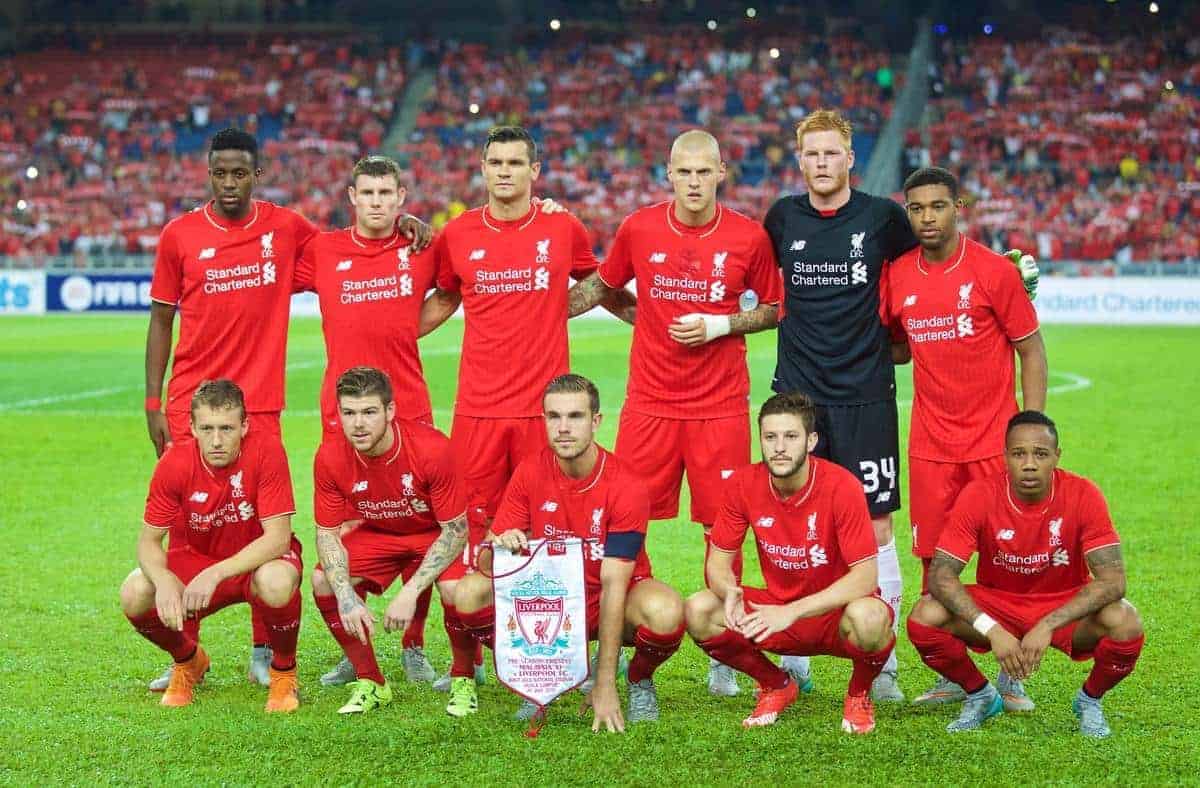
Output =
[
  {"x1": 1019, "y1": 623, "x2": 1052, "y2": 677},
  {"x1": 341, "y1": 600, "x2": 376, "y2": 645},
  {"x1": 182, "y1": 566, "x2": 222, "y2": 618},
  {"x1": 590, "y1": 683, "x2": 626, "y2": 734},
  {"x1": 496, "y1": 529, "x2": 528, "y2": 554},
  {"x1": 383, "y1": 587, "x2": 418, "y2": 634},
  {"x1": 155, "y1": 579, "x2": 186, "y2": 631},
  {"x1": 146, "y1": 410, "x2": 170, "y2": 458},
  {"x1": 723, "y1": 587, "x2": 747, "y2": 632},
  {"x1": 742, "y1": 601, "x2": 796, "y2": 643},
  {"x1": 988, "y1": 626, "x2": 1029, "y2": 680}
]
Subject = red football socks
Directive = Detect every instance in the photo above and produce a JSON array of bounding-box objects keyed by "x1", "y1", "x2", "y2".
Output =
[
  {"x1": 255, "y1": 589, "x2": 301, "y2": 671},
  {"x1": 1083, "y1": 634, "x2": 1144, "y2": 698},
  {"x1": 443, "y1": 604, "x2": 481, "y2": 678},
  {"x1": 401, "y1": 585, "x2": 433, "y2": 649},
  {"x1": 127, "y1": 610, "x2": 196, "y2": 662},
  {"x1": 697, "y1": 628, "x2": 789, "y2": 690},
  {"x1": 461, "y1": 605, "x2": 496, "y2": 649},
  {"x1": 843, "y1": 635, "x2": 896, "y2": 696},
  {"x1": 907, "y1": 619, "x2": 988, "y2": 694},
  {"x1": 314, "y1": 592, "x2": 385, "y2": 684},
  {"x1": 627, "y1": 622, "x2": 686, "y2": 683}
]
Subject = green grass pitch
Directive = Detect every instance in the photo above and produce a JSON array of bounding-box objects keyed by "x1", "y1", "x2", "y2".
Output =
[{"x1": 0, "y1": 316, "x2": 1196, "y2": 784}]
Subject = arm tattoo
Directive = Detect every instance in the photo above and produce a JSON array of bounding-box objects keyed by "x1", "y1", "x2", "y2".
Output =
[
  {"x1": 1039, "y1": 545, "x2": 1125, "y2": 631},
  {"x1": 729, "y1": 303, "x2": 777, "y2": 335},
  {"x1": 406, "y1": 514, "x2": 469, "y2": 594},
  {"x1": 316, "y1": 528, "x2": 360, "y2": 614},
  {"x1": 599, "y1": 286, "x2": 637, "y2": 325},
  {"x1": 568, "y1": 273, "x2": 613, "y2": 317},
  {"x1": 927, "y1": 554, "x2": 987, "y2": 624}
]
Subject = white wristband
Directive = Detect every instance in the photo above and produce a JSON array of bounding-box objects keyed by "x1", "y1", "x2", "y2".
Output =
[
  {"x1": 973, "y1": 613, "x2": 998, "y2": 636},
  {"x1": 680, "y1": 312, "x2": 731, "y2": 342}
]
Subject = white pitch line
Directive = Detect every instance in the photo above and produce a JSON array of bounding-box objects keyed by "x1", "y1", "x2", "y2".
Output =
[
  {"x1": 0, "y1": 386, "x2": 133, "y2": 411},
  {"x1": 896, "y1": 371, "x2": 1092, "y2": 408}
]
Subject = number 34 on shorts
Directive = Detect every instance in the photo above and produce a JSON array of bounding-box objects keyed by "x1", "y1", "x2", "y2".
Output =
[{"x1": 858, "y1": 456, "x2": 897, "y2": 505}]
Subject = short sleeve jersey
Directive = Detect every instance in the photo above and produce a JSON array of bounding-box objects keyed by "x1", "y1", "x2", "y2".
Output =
[
  {"x1": 886, "y1": 236, "x2": 1040, "y2": 461},
  {"x1": 490, "y1": 445, "x2": 653, "y2": 598},
  {"x1": 598, "y1": 201, "x2": 784, "y2": 419},
  {"x1": 937, "y1": 469, "x2": 1121, "y2": 595},
  {"x1": 764, "y1": 190, "x2": 917, "y2": 405},
  {"x1": 151, "y1": 200, "x2": 317, "y2": 414},
  {"x1": 294, "y1": 227, "x2": 435, "y2": 428},
  {"x1": 710, "y1": 458, "x2": 877, "y2": 603},
  {"x1": 144, "y1": 431, "x2": 296, "y2": 559},
  {"x1": 313, "y1": 420, "x2": 466, "y2": 535},
  {"x1": 433, "y1": 204, "x2": 597, "y2": 417}
]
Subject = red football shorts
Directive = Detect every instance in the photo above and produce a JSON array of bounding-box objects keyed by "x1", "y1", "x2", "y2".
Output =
[
  {"x1": 740, "y1": 586, "x2": 894, "y2": 657},
  {"x1": 909, "y1": 455, "x2": 1006, "y2": 558},
  {"x1": 450, "y1": 414, "x2": 545, "y2": 542},
  {"x1": 615, "y1": 410, "x2": 750, "y2": 524},
  {"x1": 584, "y1": 574, "x2": 653, "y2": 640},
  {"x1": 319, "y1": 526, "x2": 462, "y2": 595},
  {"x1": 965, "y1": 585, "x2": 1091, "y2": 660},
  {"x1": 166, "y1": 538, "x2": 303, "y2": 617}
]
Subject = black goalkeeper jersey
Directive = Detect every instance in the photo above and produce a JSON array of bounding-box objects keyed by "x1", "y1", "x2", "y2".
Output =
[{"x1": 764, "y1": 189, "x2": 918, "y2": 405}]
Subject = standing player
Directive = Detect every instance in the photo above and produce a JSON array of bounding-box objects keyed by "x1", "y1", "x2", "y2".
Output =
[
  {"x1": 311, "y1": 367, "x2": 470, "y2": 715},
  {"x1": 422, "y1": 126, "x2": 634, "y2": 600},
  {"x1": 908, "y1": 412, "x2": 1143, "y2": 737},
  {"x1": 887, "y1": 167, "x2": 1048, "y2": 708},
  {"x1": 566, "y1": 129, "x2": 783, "y2": 697},
  {"x1": 763, "y1": 110, "x2": 915, "y2": 699},
  {"x1": 685, "y1": 392, "x2": 895, "y2": 733},
  {"x1": 294, "y1": 155, "x2": 452, "y2": 687},
  {"x1": 119, "y1": 380, "x2": 303, "y2": 712},
  {"x1": 453, "y1": 375, "x2": 686, "y2": 730}
]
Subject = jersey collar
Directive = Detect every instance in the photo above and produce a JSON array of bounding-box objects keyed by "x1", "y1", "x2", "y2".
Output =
[
  {"x1": 1005, "y1": 470, "x2": 1057, "y2": 516},
  {"x1": 354, "y1": 422, "x2": 405, "y2": 467},
  {"x1": 481, "y1": 203, "x2": 539, "y2": 233},
  {"x1": 349, "y1": 225, "x2": 402, "y2": 250},
  {"x1": 666, "y1": 201, "x2": 723, "y2": 239},
  {"x1": 916, "y1": 234, "x2": 967, "y2": 276},
  {"x1": 766, "y1": 458, "x2": 818, "y2": 508},
  {"x1": 202, "y1": 200, "x2": 261, "y2": 232}
]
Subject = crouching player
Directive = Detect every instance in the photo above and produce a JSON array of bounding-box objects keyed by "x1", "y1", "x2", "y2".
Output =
[
  {"x1": 908, "y1": 411, "x2": 1143, "y2": 737},
  {"x1": 454, "y1": 374, "x2": 685, "y2": 731},
  {"x1": 120, "y1": 380, "x2": 303, "y2": 711},
  {"x1": 311, "y1": 367, "x2": 470, "y2": 715},
  {"x1": 686, "y1": 392, "x2": 893, "y2": 733}
]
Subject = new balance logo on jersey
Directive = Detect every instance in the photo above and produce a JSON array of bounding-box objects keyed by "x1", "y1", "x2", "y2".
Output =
[
  {"x1": 540, "y1": 501, "x2": 559, "y2": 512},
  {"x1": 189, "y1": 491, "x2": 209, "y2": 503},
  {"x1": 1052, "y1": 548, "x2": 1070, "y2": 567},
  {"x1": 903, "y1": 294, "x2": 918, "y2": 307},
  {"x1": 851, "y1": 262, "x2": 868, "y2": 285},
  {"x1": 263, "y1": 261, "x2": 276, "y2": 285},
  {"x1": 709, "y1": 281, "x2": 727, "y2": 302},
  {"x1": 874, "y1": 491, "x2": 892, "y2": 504},
  {"x1": 535, "y1": 238, "x2": 551, "y2": 264},
  {"x1": 711, "y1": 251, "x2": 727, "y2": 278},
  {"x1": 790, "y1": 240, "x2": 806, "y2": 252},
  {"x1": 230, "y1": 470, "x2": 245, "y2": 499},
  {"x1": 199, "y1": 247, "x2": 216, "y2": 260},
  {"x1": 260, "y1": 232, "x2": 275, "y2": 259},
  {"x1": 534, "y1": 266, "x2": 550, "y2": 290},
  {"x1": 850, "y1": 231, "x2": 866, "y2": 259},
  {"x1": 649, "y1": 252, "x2": 667, "y2": 264},
  {"x1": 336, "y1": 259, "x2": 353, "y2": 271},
  {"x1": 397, "y1": 246, "x2": 411, "y2": 270},
  {"x1": 957, "y1": 282, "x2": 974, "y2": 309},
  {"x1": 809, "y1": 544, "x2": 828, "y2": 567},
  {"x1": 469, "y1": 249, "x2": 486, "y2": 261},
  {"x1": 997, "y1": 529, "x2": 1016, "y2": 540},
  {"x1": 1048, "y1": 517, "x2": 1063, "y2": 546},
  {"x1": 756, "y1": 516, "x2": 775, "y2": 529},
  {"x1": 806, "y1": 512, "x2": 818, "y2": 541},
  {"x1": 238, "y1": 501, "x2": 256, "y2": 521},
  {"x1": 352, "y1": 480, "x2": 368, "y2": 493},
  {"x1": 956, "y1": 313, "x2": 974, "y2": 337},
  {"x1": 720, "y1": 469, "x2": 735, "y2": 480}
]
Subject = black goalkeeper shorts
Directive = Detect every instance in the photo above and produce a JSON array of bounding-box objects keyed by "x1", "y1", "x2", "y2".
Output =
[{"x1": 811, "y1": 399, "x2": 901, "y2": 517}]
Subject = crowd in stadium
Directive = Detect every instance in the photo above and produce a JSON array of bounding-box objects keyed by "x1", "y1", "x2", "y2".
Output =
[{"x1": 1, "y1": 21, "x2": 1198, "y2": 263}]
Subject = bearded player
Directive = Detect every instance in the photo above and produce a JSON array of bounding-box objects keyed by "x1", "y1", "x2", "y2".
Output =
[
  {"x1": 119, "y1": 380, "x2": 303, "y2": 712},
  {"x1": 686, "y1": 392, "x2": 894, "y2": 733},
  {"x1": 145, "y1": 129, "x2": 431, "y2": 691},
  {"x1": 311, "y1": 367, "x2": 469, "y2": 715},
  {"x1": 887, "y1": 167, "x2": 1048, "y2": 709},
  {"x1": 908, "y1": 412, "x2": 1143, "y2": 738},
  {"x1": 453, "y1": 375, "x2": 685, "y2": 730},
  {"x1": 294, "y1": 154, "x2": 466, "y2": 688},
  {"x1": 566, "y1": 129, "x2": 783, "y2": 697}
]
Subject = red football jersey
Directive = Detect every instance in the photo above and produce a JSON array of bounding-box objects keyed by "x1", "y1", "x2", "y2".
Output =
[
  {"x1": 294, "y1": 227, "x2": 434, "y2": 428},
  {"x1": 937, "y1": 468, "x2": 1121, "y2": 595},
  {"x1": 598, "y1": 202, "x2": 783, "y2": 419},
  {"x1": 886, "y1": 236, "x2": 1039, "y2": 461},
  {"x1": 313, "y1": 419, "x2": 466, "y2": 535},
  {"x1": 490, "y1": 445, "x2": 653, "y2": 598},
  {"x1": 710, "y1": 457, "x2": 877, "y2": 603},
  {"x1": 144, "y1": 430, "x2": 297, "y2": 560},
  {"x1": 151, "y1": 200, "x2": 318, "y2": 414},
  {"x1": 433, "y1": 204, "x2": 598, "y2": 417}
]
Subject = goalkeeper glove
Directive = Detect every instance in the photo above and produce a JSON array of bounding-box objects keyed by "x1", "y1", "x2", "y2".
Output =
[{"x1": 1005, "y1": 248, "x2": 1039, "y2": 301}]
